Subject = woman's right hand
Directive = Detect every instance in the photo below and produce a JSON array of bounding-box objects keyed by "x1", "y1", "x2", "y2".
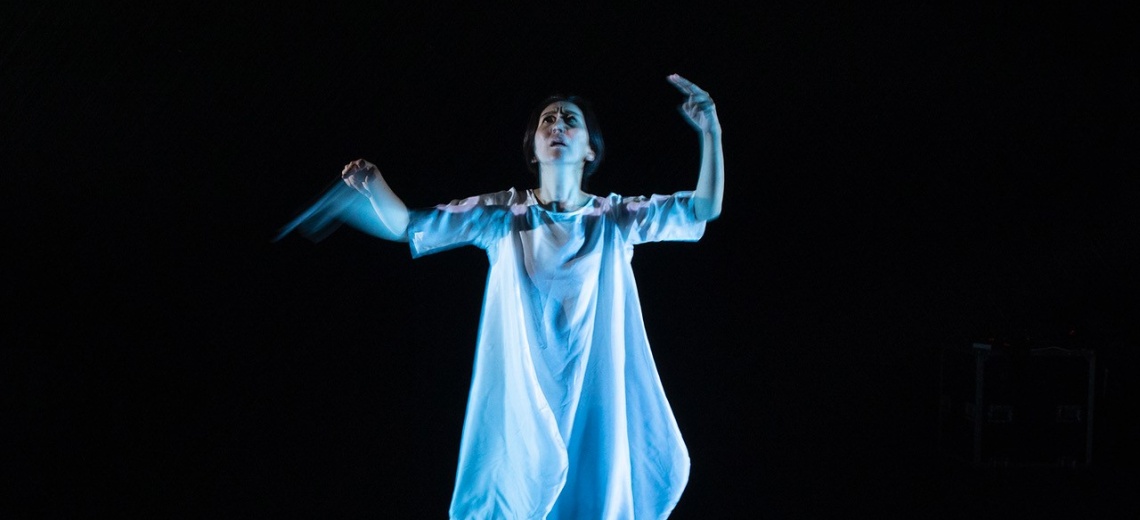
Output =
[
  {"x1": 335, "y1": 158, "x2": 410, "y2": 240},
  {"x1": 341, "y1": 158, "x2": 379, "y2": 196}
]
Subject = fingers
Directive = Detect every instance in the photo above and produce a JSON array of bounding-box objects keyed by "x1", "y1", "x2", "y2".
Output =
[
  {"x1": 341, "y1": 158, "x2": 375, "y2": 178},
  {"x1": 668, "y1": 73, "x2": 708, "y2": 97},
  {"x1": 668, "y1": 73, "x2": 714, "y2": 112},
  {"x1": 667, "y1": 73, "x2": 692, "y2": 93},
  {"x1": 340, "y1": 159, "x2": 379, "y2": 197}
]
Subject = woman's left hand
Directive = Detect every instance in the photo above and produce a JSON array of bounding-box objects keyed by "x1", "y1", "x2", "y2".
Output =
[{"x1": 668, "y1": 74, "x2": 720, "y2": 135}]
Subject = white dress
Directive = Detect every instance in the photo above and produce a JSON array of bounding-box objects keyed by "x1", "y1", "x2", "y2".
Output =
[{"x1": 407, "y1": 188, "x2": 705, "y2": 520}]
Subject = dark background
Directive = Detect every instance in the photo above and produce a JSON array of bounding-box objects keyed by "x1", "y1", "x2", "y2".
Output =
[{"x1": 4, "y1": 2, "x2": 1138, "y2": 518}]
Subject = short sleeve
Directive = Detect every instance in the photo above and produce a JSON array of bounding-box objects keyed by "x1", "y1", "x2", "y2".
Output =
[
  {"x1": 406, "y1": 193, "x2": 512, "y2": 258},
  {"x1": 616, "y1": 191, "x2": 707, "y2": 245}
]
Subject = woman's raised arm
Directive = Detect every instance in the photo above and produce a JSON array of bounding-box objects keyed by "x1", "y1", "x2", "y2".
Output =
[
  {"x1": 342, "y1": 158, "x2": 411, "y2": 241},
  {"x1": 668, "y1": 74, "x2": 724, "y2": 221}
]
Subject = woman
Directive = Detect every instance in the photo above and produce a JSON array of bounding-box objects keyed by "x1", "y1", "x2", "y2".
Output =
[{"x1": 292, "y1": 74, "x2": 723, "y2": 519}]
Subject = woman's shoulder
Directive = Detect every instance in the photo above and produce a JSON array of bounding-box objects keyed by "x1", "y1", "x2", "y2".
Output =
[
  {"x1": 477, "y1": 188, "x2": 523, "y2": 206},
  {"x1": 436, "y1": 188, "x2": 519, "y2": 208},
  {"x1": 607, "y1": 192, "x2": 678, "y2": 207}
]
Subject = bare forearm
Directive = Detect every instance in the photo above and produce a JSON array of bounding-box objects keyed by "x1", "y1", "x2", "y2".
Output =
[
  {"x1": 342, "y1": 159, "x2": 410, "y2": 241},
  {"x1": 694, "y1": 129, "x2": 724, "y2": 221},
  {"x1": 362, "y1": 174, "x2": 410, "y2": 241},
  {"x1": 667, "y1": 74, "x2": 724, "y2": 221}
]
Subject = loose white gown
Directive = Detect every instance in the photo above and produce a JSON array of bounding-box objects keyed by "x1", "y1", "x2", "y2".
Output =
[{"x1": 406, "y1": 188, "x2": 705, "y2": 520}]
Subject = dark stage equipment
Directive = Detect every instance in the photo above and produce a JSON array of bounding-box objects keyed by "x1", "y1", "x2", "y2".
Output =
[{"x1": 938, "y1": 341, "x2": 1096, "y2": 468}]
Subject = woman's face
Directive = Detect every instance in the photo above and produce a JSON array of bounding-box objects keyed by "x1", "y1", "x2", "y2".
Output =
[{"x1": 533, "y1": 101, "x2": 594, "y2": 168}]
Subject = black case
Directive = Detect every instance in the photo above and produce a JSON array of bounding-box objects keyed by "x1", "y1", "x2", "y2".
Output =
[{"x1": 938, "y1": 342, "x2": 1096, "y2": 467}]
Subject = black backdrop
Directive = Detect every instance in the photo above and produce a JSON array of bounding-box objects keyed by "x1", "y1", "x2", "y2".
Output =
[{"x1": 4, "y1": 2, "x2": 1138, "y2": 518}]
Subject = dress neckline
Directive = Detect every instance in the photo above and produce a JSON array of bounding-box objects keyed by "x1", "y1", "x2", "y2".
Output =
[{"x1": 527, "y1": 189, "x2": 596, "y2": 215}]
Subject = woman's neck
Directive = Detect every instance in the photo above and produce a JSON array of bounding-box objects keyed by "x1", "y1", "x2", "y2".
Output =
[{"x1": 536, "y1": 165, "x2": 587, "y2": 210}]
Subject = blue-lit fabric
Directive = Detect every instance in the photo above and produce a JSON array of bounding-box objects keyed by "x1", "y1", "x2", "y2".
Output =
[{"x1": 408, "y1": 188, "x2": 704, "y2": 520}]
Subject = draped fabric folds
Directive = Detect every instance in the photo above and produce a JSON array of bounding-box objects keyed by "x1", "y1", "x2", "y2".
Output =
[{"x1": 406, "y1": 188, "x2": 704, "y2": 520}]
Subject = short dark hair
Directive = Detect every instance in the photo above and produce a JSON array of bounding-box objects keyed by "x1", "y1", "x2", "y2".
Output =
[{"x1": 522, "y1": 95, "x2": 605, "y2": 180}]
